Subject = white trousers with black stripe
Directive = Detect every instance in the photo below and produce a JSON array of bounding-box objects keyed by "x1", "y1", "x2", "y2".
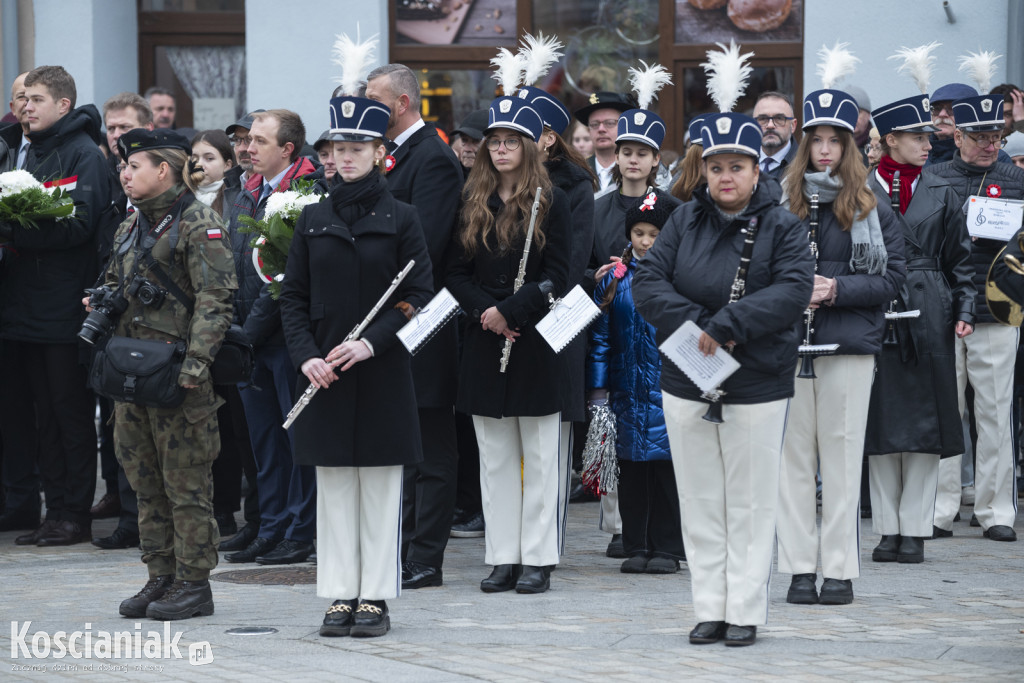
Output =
[
  {"x1": 869, "y1": 452, "x2": 939, "y2": 537},
  {"x1": 474, "y1": 413, "x2": 561, "y2": 567},
  {"x1": 663, "y1": 392, "x2": 788, "y2": 627},
  {"x1": 315, "y1": 465, "x2": 403, "y2": 600}
]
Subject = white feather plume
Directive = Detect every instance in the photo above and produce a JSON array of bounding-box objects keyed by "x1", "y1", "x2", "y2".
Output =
[
  {"x1": 331, "y1": 27, "x2": 378, "y2": 97},
  {"x1": 887, "y1": 41, "x2": 941, "y2": 95},
  {"x1": 628, "y1": 61, "x2": 672, "y2": 111},
  {"x1": 958, "y1": 50, "x2": 1001, "y2": 95},
  {"x1": 490, "y1": 48, "x2": 525, "y2": 95},
  {"x1": 816, "y1": 42, "x2": 860, "y2": 90},
  {"x1": 519, "y1": 32, "x2": 564, "y2": 87},
  {"x1": 701, "y1": 40, "x2": 754, "y2": 113}
]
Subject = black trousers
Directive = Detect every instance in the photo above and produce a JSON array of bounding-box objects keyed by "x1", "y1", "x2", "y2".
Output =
[
  {"x1": 211, "y1": 383, "x2": 254, "y2": 518},
  {"x1": 0, "y1": 339, "x2": 40, "y2": 516},
  {"x1": 617, "y1": 459, "x2": 685, "y2": 560},
  {"x1": 402, "y1": 406, "x2": 459, "y2": 567},
  {"x1": 453, "y1": 410, "x2": 481, "y2": 515}
]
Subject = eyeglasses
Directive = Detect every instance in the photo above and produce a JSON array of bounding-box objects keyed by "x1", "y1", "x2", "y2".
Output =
[
  {"x1": 588, "y1": 119, "x2": 619, "y2": 130},
  {"x1": 755, "y1": 115, "x2": 794, "y2": 127},
  {"x1": 486, "y1": 137, "x2": 521, "y2": 151},
  {"x1": 966, "y1": 133, "x2": 1006, "y2": 148},
  {"x1": 230, "y1": 136, "x2": 253, "y2": 147},
  {"x1": 930, "y1": 102, "x2": 954, "y2": 115}
]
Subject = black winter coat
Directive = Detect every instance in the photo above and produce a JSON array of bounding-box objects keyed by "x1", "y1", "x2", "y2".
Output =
[
  {"x1": 279, "y1": 190, "x2": 434, "y2": 468},
  {"x1": 446, "y1": 187, "x2": 572, "y2": 418},
  {"x1": 0, "y1": 106, "x2": 114, "y2": 344},
  {"x1": 590, "y1": 189, "x2": 681, "y2": 275},
  {"x1": 925, "y1": 153, "x2": 1024, "y2": 323},
  {"x1": 864, "y1": 171, "x2": 976, "y2": 456},
  {"x1": 632, "y1": 184, "x2": 814, "y2": 404},
  {"x1": 385, "y1": 123, "x2": 464, "y2": 408}
]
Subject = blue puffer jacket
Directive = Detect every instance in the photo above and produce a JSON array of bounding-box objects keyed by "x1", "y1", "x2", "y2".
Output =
[{"x1": 588, "y1": 260, "x2": 671, "y2": 462}]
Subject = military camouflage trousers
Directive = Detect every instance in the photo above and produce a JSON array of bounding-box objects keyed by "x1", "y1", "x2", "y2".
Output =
[{"x1": 115, "y1": 382, "x2": 224, "y2": 581}]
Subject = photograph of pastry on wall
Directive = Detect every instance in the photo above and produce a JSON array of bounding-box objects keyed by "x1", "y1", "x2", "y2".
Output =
[
  {"x1": 396, "y1": 0, "x2": 517, "y2": 46},
  {"x1": 676, "y1": 0, "x2": 803, "y2": 44}
]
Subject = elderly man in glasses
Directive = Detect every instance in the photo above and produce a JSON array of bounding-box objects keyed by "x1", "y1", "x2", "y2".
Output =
[
  {"x1": 574, "y1": 92, "x2": 635, "y2": 195},
  {"x1": 752, "y1": 91, "x2": 798, "y2": 179},
  {"x1": 927, "y1": 93, "x2": 1023, "y2": 544}
]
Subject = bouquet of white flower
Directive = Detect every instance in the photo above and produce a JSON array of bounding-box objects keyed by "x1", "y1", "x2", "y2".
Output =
[{"x1": 0, "y1": 169, "x2": 76, "y2": 230}]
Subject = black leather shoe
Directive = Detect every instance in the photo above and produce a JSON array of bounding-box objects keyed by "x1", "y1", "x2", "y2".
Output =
[
  {"x1": 819, "y1": 578, "x2": 854, "y2": 605},
  {"x1": 724, "y1": 624, "x2": 757, "y2": 646},
  {"x1": 450, "y1": 511, "x2": 485, "y2": 538},
  {"x1": 93, "y1": 526, "x2": 140, "y2": 550},
  {"x1": 983, "y1": 525, "x2": 1017, "y2": 541},
  {"x1": 319, "y1": 598, "x2": 357, "y2": 637},
  {"x1": 350, "y1": 600, "x2": 390, "y2": 637},
  {"x1": 214, "y1": 512, "x2": 237, "y2": 537},
  {"x1": 225, "y1": 536, "x2": 278, "y2": 563},
  {"x1": 786, "y1": 573, "x2": 818, "y2": 604},
  {"x1": 0, "y1": 510, "x2": 41, "y2": 532},
  {"x1": 480, "y1": 564, "x2": 521, "y2": 593},
  {"x1": 255, "y1": 539, "x2": 315, "y2": 565},
  {"x1": 119, "y1": 575, "x2": 174, "y2": 617},
  {"x1": 931, "y1": 525, "x2": 952, "y2": 539},
  {"x1": 606, "y1": 534, "x2": 626, "y2": 558},
  {"x1": 897, "y1": 536, "x2": 924, "y2": 563},
  {"x1": 402, "y1": 562, "x2": 443, "y2": 589},
  {"x1": 970, "y1": 513, "x2": 980, "y2": 527},
  {"x1": 620, "y1": 555, "x2": 647, "y2": 573},
  {"x1": 515, "y1": 565, "x2": 550, "y2": 594},
  {"x1": 218, "y1": 522, "x2": 258, "y2": 552},
  {"x1": 872, "y1": 534, "x2": 900, "y2": 562},
  {"x1": 644, "y1": 557, "x2": 679, "y2": 574},
  {"x1": 145, "y1": 580, "x2": 214, "y2": 620},
  {"x1": 15, "y1": 520, "x2": 57, "y2": 546},
  {"x1": 37, "y1": 520, "x2": 90, "y2": 546},
  {"x1": 688, "y1": 621, "x2": 727, "y2": 644},
  {"x1": 90, "y1": 492, "x2": 121, "y2": 519}
]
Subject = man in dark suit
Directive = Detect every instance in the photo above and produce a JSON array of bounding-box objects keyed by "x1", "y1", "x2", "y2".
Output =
[
  {"x1": 365, "y1": 64, "x2": 463, "y2": 589},
  {"x1": 753, "y1": 91, "x2": 798, "y2": 179}
]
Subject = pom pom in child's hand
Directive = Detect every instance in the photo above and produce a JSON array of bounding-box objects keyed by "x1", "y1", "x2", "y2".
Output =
[{"x1": 613, "y1": 262, "x2": 627, "y2": 279}]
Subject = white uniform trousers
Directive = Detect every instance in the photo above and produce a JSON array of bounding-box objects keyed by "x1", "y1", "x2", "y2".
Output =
[
  {"x1": 663, "y1": 392, "x2": 788, "y2": 627},
  {"x1": 934, "y1": 324, "x2": 1019, "y2": 529},
  {"x1": 933, "y1": 415, "x2": 973, "y2": 530},
  {"x1": 599, "y1": 490, "x2": 622, "y2": 534},
  {"x1": 473, "y1": 413, "x2": 561, "y2": 567},
  {"x1": 869, "y1": 453, "x2": 939, "y2": 537},
  {"x1": 315, "y1": 465, "x2": 403, "y2": 600},
  {"x1": 556, "y1": 421, "x2": 573, "y2": 554},
  {"x1": 778, "y1": 355, "x2": 873, "y2": 579}
]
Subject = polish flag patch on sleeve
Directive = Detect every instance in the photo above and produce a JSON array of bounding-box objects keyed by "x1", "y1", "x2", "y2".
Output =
[
  {"x1": 206, "y1": 228, "x2": 223, "y2": 239},
  {"x1": 43, "y1": 175, "x2": 78, "y2": 192}
]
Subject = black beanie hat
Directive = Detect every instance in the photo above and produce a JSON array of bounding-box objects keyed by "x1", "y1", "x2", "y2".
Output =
[{"x1": 625, "y1": 190, "x2": 673, "y2": 239}]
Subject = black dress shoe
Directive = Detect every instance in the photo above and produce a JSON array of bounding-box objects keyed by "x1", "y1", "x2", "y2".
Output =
[
  {"x1": 350, "y1": 600, "x2": 390, "y2": 637},
  {"x1": 218, "y1": 522, "x2": 258, "y2": 552},
  {"x1": 119, "y1": 575, "x2": 174, "y2": 617},
  {"x1": 255, "y1": 539, "x2": 315, "y2": 565},
  {"x1": 931, "y1": 525, "x2": 952, "y2": 539},
  {"x1": 688, "y1": 621, "x2": 727, "y2": 644},
  {"x1": 897, "y1": 536, "x2": 924, "y2": 563},
  {"x1": 786, "y1": 573, "x2": 818, "y2": 604},
  {"x1": 0, "y1": 510, "x2": 41, "y2": 532},
  {"x1": 724, "y1": 624, "x2": 757, "y2": 646},
  {"x1": 214, "y1": 512, "x2": 238, "y2": 537},
  {"x1": 90, "y1": 492, "x2": 121, "y2": 519},
  {"x1": 569, "y1": 481, "x2": 599, "y2": 503},
  {"x1": 225, "y1": 536, "x2": 278, "y2": 563},
  {"x1": 15, "y1": 520, "x2": 57, "y2": 546},
  {"x1": 402, "y1": 562, "x2": 443, "y2": 589},
  {"x1": 970, "y1": 513, "x2": 980, "y2": 527},
  {"x1": 983, "y1": 525, "x2": 1017, "y2": 541},
  {"x1": 319, "y1": 599, "x2": 357, "y2": 637},
  {"x1": 644, "y1": 557, "x2": 679, "y2": 574},
  {"x1": 872, "y1": 534, "x2": 901, "y2": 562},
  {"x1": 480, "y1": 564, "x2": 521, "y2": 593},
  {"x1": 819, "y1": 578, "x2": 854, "y2": 605},
  {"x1": 606, "y1": 534, "x2": 626, "y2": 558},
  {"x1": 515, "y1": 565, "x2": 550, "y2": 594},
  {"x1": 93, "y1": 526, "x2": 140, "y2": 550},
  {"x1": 37, "y1": 520, "x2": 90, "y2": 546},
  {"x1": 620, "y1": 555, "x2": 647, "y2": 574},
  {"x1": 145, "y1": 580, "x2": 214, "y2": 620}
]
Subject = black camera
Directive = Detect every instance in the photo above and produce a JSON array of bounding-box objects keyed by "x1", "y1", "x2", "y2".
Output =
[
  {"x1": 79, "y1": 286, "x2": 129, "y2": 345},
  {"x1": 127, "y1": 276, "x2": 166, "y2": 309}
]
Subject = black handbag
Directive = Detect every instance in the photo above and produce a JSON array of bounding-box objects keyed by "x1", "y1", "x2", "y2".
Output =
[
  {"x1": 90, "y1": 336, "x2": 187, "y2": 408},
  {"x1": 211, "y1": 324, "x2": 255, "y2": 385}
]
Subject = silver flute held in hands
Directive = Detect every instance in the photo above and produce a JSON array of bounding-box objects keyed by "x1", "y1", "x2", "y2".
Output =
[
  {"x1": 282, "y1": 259, "x2": 416, "y2": 429},
  {"x1": 498, "y1": 186, "x2": 543, "y2": 373}
]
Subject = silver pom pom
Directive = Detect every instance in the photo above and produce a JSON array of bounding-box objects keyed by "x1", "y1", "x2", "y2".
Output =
[{"x1": 581, "y1": 403, "x2": 619, "y2": 495}]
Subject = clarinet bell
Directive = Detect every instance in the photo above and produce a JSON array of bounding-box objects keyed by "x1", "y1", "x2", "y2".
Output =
[
  {"x1": 702, "y1": 401, "x2": 724, "y2": 424},
  {"x1": 883, "y1": 321, "x2": 898, "y2": 346},
  {"x1": 797, "y1": 353, "x2": 817, "y2": 379}
]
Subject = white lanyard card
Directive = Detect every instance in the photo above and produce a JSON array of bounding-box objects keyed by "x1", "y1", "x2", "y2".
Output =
[{"x1": 966, "y1": 196, "x2": 1024, "y2": 241}]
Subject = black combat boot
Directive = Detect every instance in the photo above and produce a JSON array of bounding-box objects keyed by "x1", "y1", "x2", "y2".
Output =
[
  {"x1": 145, "y1": 580, "x2": 215, "y2": 620},
  {"x1": 120, "y1": 575, "x2": 174, "y2": 617},
  {"x1": 871, "y1": 534, "x2": 900, "y2": 562}
]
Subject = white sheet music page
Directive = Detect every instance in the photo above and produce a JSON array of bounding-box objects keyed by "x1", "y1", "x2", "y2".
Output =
[
  {"x1": 537, "y1": 285, "x2": 602, "y2": 353},
  {"x1": 397, "y1": 287, "x2": 460, "y2": 355},
  {"x1": 659, "y1": 320, "x2": 741, "y2": 394}
]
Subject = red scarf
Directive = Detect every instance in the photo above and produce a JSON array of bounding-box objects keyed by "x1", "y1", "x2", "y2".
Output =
[{"x1": 876, "y1": 155, "x2": 923, "y2": 215}]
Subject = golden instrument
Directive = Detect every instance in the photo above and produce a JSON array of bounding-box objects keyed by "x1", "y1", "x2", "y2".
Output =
[{"x1": 985, "y1": 232, "x2": 1024, "y2": 327}]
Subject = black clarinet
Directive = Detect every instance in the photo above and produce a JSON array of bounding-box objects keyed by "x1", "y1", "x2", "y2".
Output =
[
  {"x1": 883, "y1": 171, "x2": 901, "y2": 345},
  {"x1": 798, "y1": 193, "x2": 821, "y2": 378},
  {"x1": 702, "y1": 217, "x2": 760, "y2": 424}
]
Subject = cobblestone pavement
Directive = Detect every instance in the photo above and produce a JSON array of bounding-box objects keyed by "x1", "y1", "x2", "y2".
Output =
[{"x1": 1, "y1": 499, "x2": 1021, "y2": 681}]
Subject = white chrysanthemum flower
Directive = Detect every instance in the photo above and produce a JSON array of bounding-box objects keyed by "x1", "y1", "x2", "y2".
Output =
[
  {"x1": 263, "y1": 190, "x2": 299, "y2": 220},
  {"x1": 0, "y1": 169, "x2": 44, "y2": 196}
]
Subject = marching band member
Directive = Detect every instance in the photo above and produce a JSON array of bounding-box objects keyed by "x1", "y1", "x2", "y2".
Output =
[
  {"x1": 279, "y1": 40, "x2": 434, "y2": 638},
  {"x1": 445, "y1": 91, "x2": 572, "y2": 595},
  {"x1": 777, "y1": 61, "x2": 906, "y2": 606},
  {"x1": 864, "y1": 89, "x2": 975, "y2": 560},
  {"x1": 671, "y1": 116, "x2": 705, "y2": 202},
  {"x1": 633, "y1": 41, "x2": 813, "y2": 647}
]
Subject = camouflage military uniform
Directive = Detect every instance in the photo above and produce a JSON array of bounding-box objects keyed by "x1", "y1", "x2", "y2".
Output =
[{"x1": 103, "y1": 183, "x2": 237, "y2": 581}]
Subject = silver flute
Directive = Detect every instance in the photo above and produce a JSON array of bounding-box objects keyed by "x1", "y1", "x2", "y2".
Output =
[
  {"x1": 282, "y1": 259, "x2": 416, "y2": 429},
  {"x1": 498, "y1": 187, "x2": 543, "y2": 373}
]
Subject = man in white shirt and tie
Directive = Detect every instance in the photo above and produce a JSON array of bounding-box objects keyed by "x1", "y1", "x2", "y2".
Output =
[
  {"x1": 753, "y1": 91, "x2": 798, "y2": 179},
  {"x1": 1, "y1": 72, "x2": 30, "y2": 172}
]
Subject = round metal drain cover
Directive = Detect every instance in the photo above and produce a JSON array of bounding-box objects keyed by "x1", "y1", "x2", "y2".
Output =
[
  {"x1": 225, "y1": 627, "x2": 279, "y2": 636},
  {"x1": 210, "y1": 567, "x2": 317, "y2": 585}
]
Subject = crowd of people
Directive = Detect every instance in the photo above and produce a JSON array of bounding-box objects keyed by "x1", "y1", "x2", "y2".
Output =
[{"x1": 0, "y1": 34, "x2": 1022, "y2": 646}]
